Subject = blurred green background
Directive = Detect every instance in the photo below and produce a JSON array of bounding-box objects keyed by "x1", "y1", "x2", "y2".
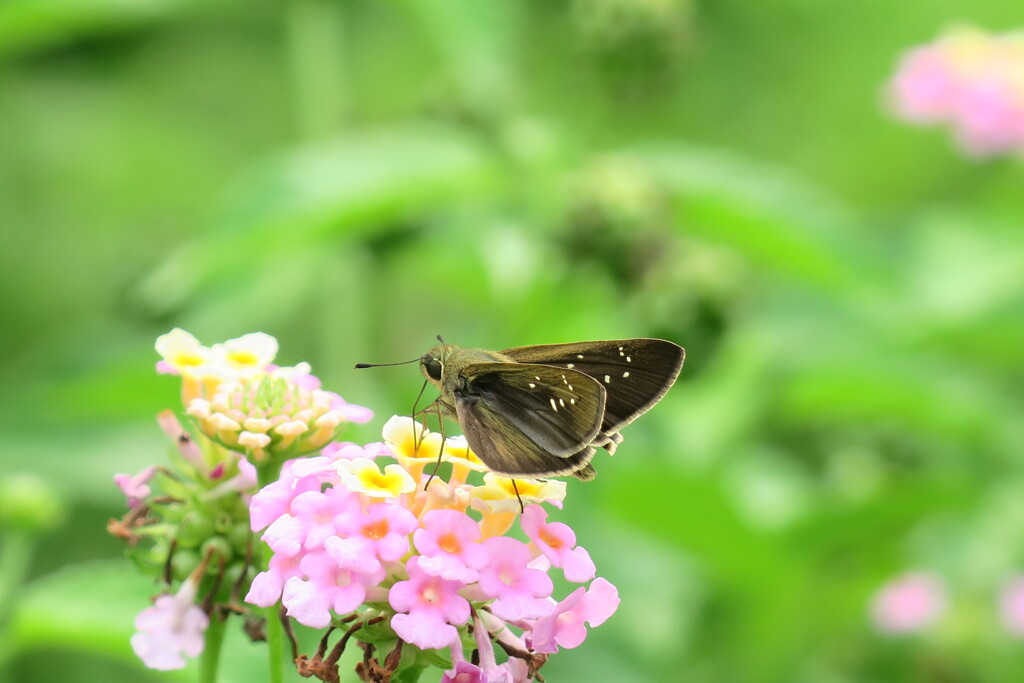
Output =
[{"x1": 2, "y1": 0, "x2": 1024, "y2": 681}]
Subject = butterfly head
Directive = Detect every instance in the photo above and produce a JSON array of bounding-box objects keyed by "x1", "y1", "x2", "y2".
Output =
[{"x1": 420, "y1": 342, "x2": 459, "y2": 387}]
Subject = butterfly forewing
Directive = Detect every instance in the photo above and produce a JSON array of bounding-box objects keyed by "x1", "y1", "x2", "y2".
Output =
[
  {"x1": 459, "y1": 363, "x2": 606, "y2": 457},
  {"x1": 500, "y1": 338, "x2": 684, "y2": 436}
]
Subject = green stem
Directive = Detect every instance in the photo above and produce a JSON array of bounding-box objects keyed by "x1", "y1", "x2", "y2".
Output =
[
  {"x1": 0, "y1": 529, "x2": 34, "y2": 669},
  {"x1": 257, "y1": 463, "x2": 286, "y2": 683},
  {"x1": 199, "y1": 612, "x2": 228, "y2": 683}
]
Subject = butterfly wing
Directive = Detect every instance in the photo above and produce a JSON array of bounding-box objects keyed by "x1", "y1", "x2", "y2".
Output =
[
  {"x1": 500, "y1": 339, "x2": 684, "y2": 445},
  {"x1": 451, "y1": 362, "x2": 606, "y2": 478},
  {"x1": 455, "y1": 401, "x2": 597, "y2": 479}
]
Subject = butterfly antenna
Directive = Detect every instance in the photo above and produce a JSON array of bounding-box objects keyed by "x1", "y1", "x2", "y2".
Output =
[
  {"x1": 510, "y1": 479, "x2": 525, "y2": 514},
  {"x1": 424, "y1": 401, "x2": 447, "y2": 490},
  {"x1": 436, "y1": 334, "x2": 445, "y2": 343},
  {"x1": 354, "y1": 357, "x2": 420, "y2": 369}
]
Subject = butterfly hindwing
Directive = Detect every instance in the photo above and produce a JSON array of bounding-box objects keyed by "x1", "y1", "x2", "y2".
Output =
[
  {"x1": 456, "y1": 362, "x2": 607, "y2": 458},
  {"x1": 454, "y1": 396, "x2": 597, "y2": 478},
  {"x1": 500, "y1": 338, "x2": 684, "y2": 437}
]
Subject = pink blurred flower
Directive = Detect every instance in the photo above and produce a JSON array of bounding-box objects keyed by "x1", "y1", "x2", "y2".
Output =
[
  {"x1": 998, "y1": 575, "x2": 1024, "y2": 637},
  {"x1": 530, "y1": 577, "x2": 620, "y2": 653},
  {"x1": 887, "y1": 26, "x2": 1024, "y2": 157},
  {"x1": 130, "y1": 579, "x2": 208, "y2": 670},
  {"x1": 869, "y1": 571, "x2": 947, "y2": 634},
  {"x1": 114, "y1": 466, "x2": 158, "y2": 507},
  {"x1": 388, "y1": 556, "x2": 470, "y2": 649}
]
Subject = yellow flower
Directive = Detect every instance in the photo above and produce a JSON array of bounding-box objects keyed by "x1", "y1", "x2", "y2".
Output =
[
  {"x1": 209, "y1": 333, "x2": 278, "y2": 379},
  {"x1": 155, "y1": 329, "x2": 211, "y2": 376},
  {"x1": 472, "y1": 474, "x2": 566, "y2": 513},
  {"x1": 336, "y1": 458, "x2": 417, "y2": 498}
]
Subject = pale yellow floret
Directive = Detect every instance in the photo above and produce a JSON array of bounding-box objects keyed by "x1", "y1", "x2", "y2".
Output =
[
  {"x1": 217, "y1": 333, "x2": 278, "y2": 371},
  {"x1": 382, "y1": 416, "x2": 445, "y2": 461},
  {"x1": 472, "y1": 473, "x2": 566, "y2": 514},
  {"x1": 155, "y1": 329, "x2": 212, "y2": 375},
  {"x1": 238, "y1": 431, "x2": 272, "y2": 449},
  {"x1": 274, "y1": 420, "x2": 309, "y2": 437},
  {"x1": 243, "y1": 418, "x2": 272, "y2": 433},
  {"x1": 336, "y1": 458, "x2": 416, "y2": 498},
  {"x1": 187, "y1": 399, "x2": 212, "y2": 420},
  {"x1": 208, "y1": 413, "x2": 241, "y2": 432}
]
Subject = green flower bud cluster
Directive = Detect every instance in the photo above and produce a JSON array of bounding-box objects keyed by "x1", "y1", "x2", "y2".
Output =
[{"x1": 110, "y1": 424, "x2": 258, "y2": 608}]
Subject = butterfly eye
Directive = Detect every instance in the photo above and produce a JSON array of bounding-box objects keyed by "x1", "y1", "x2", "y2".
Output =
[{"x1": 422, "y1": 356, "x2": 443, "y2": 381}]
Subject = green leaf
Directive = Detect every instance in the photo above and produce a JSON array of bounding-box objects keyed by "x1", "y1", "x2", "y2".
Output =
[
  {"x1": 0, "y1": 0, "x2": 181, "y2": 59},
  {"x1": 7, "y1": 560, "x2": 170, "y2": 667},
  {"x1": 632, "y1": 144, "x2": 890, "y2": 299},
  {"x1": 137, "y1": 125, "x2": 498, "y2": 314}
]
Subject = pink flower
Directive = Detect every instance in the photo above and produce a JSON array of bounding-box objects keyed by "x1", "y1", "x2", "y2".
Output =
[
  {"x1": 477, "y1": 537, "x2": 553, "y2": 621},
  {"x1": 248, "y1": 458, "x2": 334, "y2": 531},
  {"x1": 870, "y1": 571, "x2": 947, "y2": 634},
  {"x1": 289, "y1": 488, "x2": 360, "y2": 550},
  {"x1": 282, "y1": 551, "x2": 385, "y2": 629},
  {"x1": 130, "y1": 579, "x2": 209, "y2": 670},
  {"x1": 327, "y1": 502, "x2": 418, "y2": 572},
  {"x1": 326, "y1": 391, "x2": 374, "y2": 423},
  {"x1": 388, "y1": 557, "x2": 470, "y2": 650},
  {"x1": 889, "y1": 46, "x2": 959, "y2": 122},
  {"x1": 322, "y1": 441, "x2": 389, "y2": 460},
  {"x1": 998, "y1": 576, "x2": 1024, "y2": 637},
  {"x1": 887, "y1": 27, "x2": 1024, "y2": 157},
  {"x1": 246, "y1": 552, "x2": 304, "y2": 607},
  {"x1": 531, "y1": 577, "x2": 619, "y2": 653},
  {"x1": 520, "y1": 505, "x2": 595, "y2": 583},
  {"x1": 414, "y1": 509, "x2": 489, "y2": 583},
  {"x1": 114, "y1": 466, "x2": 158, "y2": 507},
  {"x1": 441, "y1": 661, "x2": 486, "y2": 683}
]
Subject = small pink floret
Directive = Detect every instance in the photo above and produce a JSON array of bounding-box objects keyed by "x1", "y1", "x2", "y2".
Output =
[
  {"x1": 477, "y1": 537, "x2": 554, "y2": 621},
  {"x1": 530, "y1": 577, "x2": 620, "y2": 653},
  {"x1": 388, "y1": 557, "x2": 470, "y2": 650},
  {"x1": 870, "y1": 571, "x2": 946, "y2": 634},
  {"x1": 131, "y1": 587, "x2": 208, "y2": 670}
]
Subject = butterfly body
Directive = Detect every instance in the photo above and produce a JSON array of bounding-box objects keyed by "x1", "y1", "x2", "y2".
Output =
[{"x1": 417, "y1": 339, "x2": 684, "y2": 481}]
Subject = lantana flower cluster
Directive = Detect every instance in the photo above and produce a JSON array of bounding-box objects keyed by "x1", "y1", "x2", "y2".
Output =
[
  {"x1": 111, "y1": 329, "x2": 371, "y2": 670},
  {"x1": 247, "y1": 415, "x2": 620, "y2": 682},
  {"x1": 887, "y1": 26, "x2": 1024, "y2": 157}
]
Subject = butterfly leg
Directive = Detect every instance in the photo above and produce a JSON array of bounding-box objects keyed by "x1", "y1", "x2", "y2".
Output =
[
  {"x1": 409, "y1": 379, "x2": 430, "y2": 453},
  {"x1": 423, "y1": 400, "x2": 448, "y2": 490},
  {"x1": 509, "y1": 479, "x2": 525, "y2": 514}
]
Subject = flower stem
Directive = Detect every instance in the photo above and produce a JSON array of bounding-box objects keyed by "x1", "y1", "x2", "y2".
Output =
[
  {"x1": 199, "y1": 612, "x2": 227, "y2": 683},
  {"x1": 257, "y1": 463, "x2": 286, "y2": 683},
  {"x1": 0, "y1": 529, "x2": 34, "y2": 667}
]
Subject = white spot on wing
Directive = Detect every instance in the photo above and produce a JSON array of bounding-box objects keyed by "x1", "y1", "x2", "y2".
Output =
[
  {"x1": 559, "y1": 398, "x2": 565, "y2": 407},
  {"x1": 567, "y1": 363, "x2": 574, "y2": 369},
  {"x1": 576, "y1": 354, "x2": 584, "y2": 359},
  {"x1": 623, "y1": 371, "x2": 630, "y2": 378},
  {"x1": 550, "y1": 398, "x2": 558, "y2": 412},
  {"x1": 570, "y1": 398, "x2": 575, "y2": 404},
  {"x1": 604, "y1": 375, "x2": 611, "y2": 384},
  {"x1": 626, "y1": 356, "x2": 632, "y2": 363},
  {"x1": 529, "y1": 383, "x2": 536, "y2": 388}
]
